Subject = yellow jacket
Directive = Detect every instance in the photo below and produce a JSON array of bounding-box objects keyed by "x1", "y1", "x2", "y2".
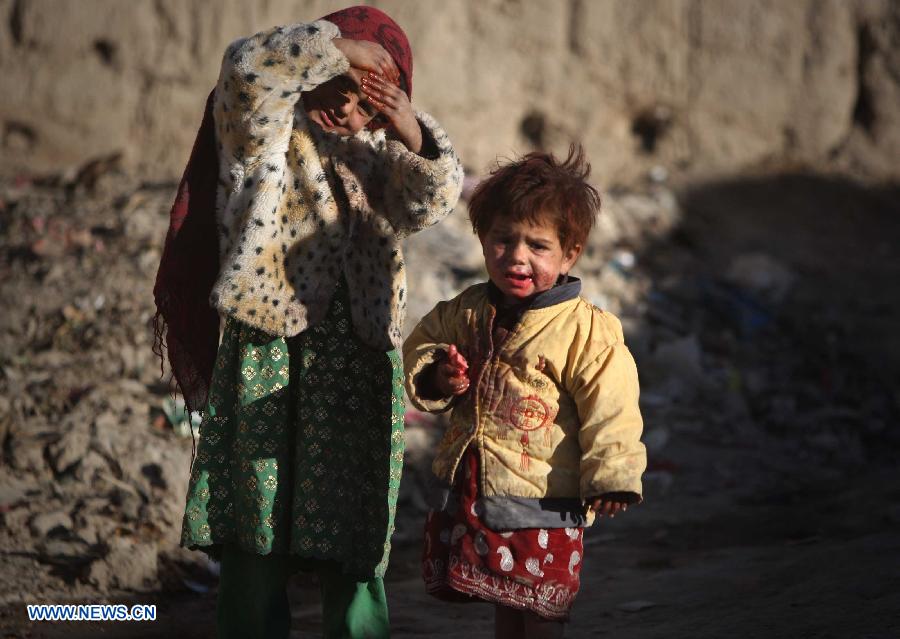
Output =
[{"x1": 403, "y1": 280, "x2": 646, "y2": 528}]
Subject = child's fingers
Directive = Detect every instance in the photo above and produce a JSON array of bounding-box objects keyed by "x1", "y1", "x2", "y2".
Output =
[
  {"x1": 364, "y1": 93, "x2": 388, "y2": 114},
  {"x1": 445, "y1": 346, "x2": 468, "y2": 373},
  {"x1": 439, "y1": 361, "x2": 469, "y2": 385},
  {"x1": 362, "y1": 74, "x2": 406, "y2": 106},
  {"x1": 376, "y1": 55, "x2": 399, "y2": 82},
  {"x1": 447, "y1": 345, "x2": 469, "y2": 372},
  {"x1": 450, "y1": 352, "x2": 469, "y2": 372},
  {"x1": 439, "y1": 361, "x2": 467, "y2": 378},
  {"x1": 451, "y1": 378, "x2": 470, "y2": 395},
  {"x1": 434, "y1": 346, "x2": 470, "y2": 397},
  {"x1": 361, "y1": 85, "x2": 399, "y2": 115},
  {"x1": 364, "y1": 71, "x2": 401, "y2": 90},
  {"x1": 595, "y1": 501, "x2": 621, "y2": 517},
  {"x1": 365, "y1": 44, "x2": 397, "y2": 80},
  {"x1": 360, "y1": 85, "x2": 392, "y2": 115},
  {"x1": 438, "y1": 372, "x2": 469, "y2": 396}
]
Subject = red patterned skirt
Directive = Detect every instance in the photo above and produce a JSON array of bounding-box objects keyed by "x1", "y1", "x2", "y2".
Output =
[{"x1": 422, "y1": 449, "x2": 584, "y2": 620}]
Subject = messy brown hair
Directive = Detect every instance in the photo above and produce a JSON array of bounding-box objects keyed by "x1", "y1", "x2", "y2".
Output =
[{"x1": 468, "y1": 144, "x2": 601, "y2": 251}]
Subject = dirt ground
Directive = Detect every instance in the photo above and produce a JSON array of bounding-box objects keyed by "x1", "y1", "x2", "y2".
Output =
[{"x1": 0, "y1": 167, "x2": 898, "y2": 638}]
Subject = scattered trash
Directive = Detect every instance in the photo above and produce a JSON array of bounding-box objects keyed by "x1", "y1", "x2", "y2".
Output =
[
  {"x1": 182, "y1": 579, "x2": 211, "y2": 594},
  {"x1": 725, "y1": 253, "x2": 795, "y2": 304},
  {"x1": 649, "y1": 165, "x2": 669, "y2": 183},
  {"x1": 205, "y1": 558, "x2": 221, "y2": 577},
  {"x1": 698, "y1": 278, "x2": 774, "y2": 338},
  {"x1": 609, "y1": 249, "x2": 637, "y2": 277},
  {"x1": 649, "y1": 335, "x2": 705, "y2": 392},
  {"x1": 642, "y1": 427, "x2": 670, "y2": 454},
  {"x1": 162, "y1": 397, "x2": 202, "y2": 438}
]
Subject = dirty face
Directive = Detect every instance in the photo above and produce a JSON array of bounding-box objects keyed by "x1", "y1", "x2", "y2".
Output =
[
  {"x1": 302, "y1": 68, "x2": 380, "y2": 136},
  {"x1": 481, "y1": 215, "x2": 582, "y2": 305}
]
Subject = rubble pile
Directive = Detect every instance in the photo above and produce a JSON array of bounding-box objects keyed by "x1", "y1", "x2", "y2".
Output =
[
  {"x1": 0, "y1": 169, "x2": 195, "y2": 603},
  {"x1": 1, "y1": 164, "x2": 897, "y2": 611}
]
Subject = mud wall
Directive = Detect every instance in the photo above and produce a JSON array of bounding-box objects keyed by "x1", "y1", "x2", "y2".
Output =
[{"x1": 1, "y1": 0, "x2": 898, "y2": 181}]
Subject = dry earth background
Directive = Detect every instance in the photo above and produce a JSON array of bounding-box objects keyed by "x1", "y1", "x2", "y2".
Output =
[{"x1": 1, "y1": 1, "x2": 899, "y2": 637}]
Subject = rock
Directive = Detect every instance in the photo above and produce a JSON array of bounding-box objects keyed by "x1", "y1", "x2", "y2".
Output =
[
  {"x1": 7, "y1": 434, "x2": 48, "y2": 474},
  {"x1": 47, "y1": 423, "x2": 90, "y2": 476},
  {"x1": 38, "y1": 538, "x2": 93, "y2": 562},
  {"x1": 91, "y1": 410, "x2": 120, "y2": 453},
  {"x1": 29, "y1": 510, "x2": 73, "y2": 538},
  {"x1": 111, "y1": 487, "x2": 144, "y2": 523},
  {"x1": 74, "y1": 450, "x2": 110, "y2": 484},
  {"x1": 0, "y1": 473, "x2": 29, "y2": 507},
  {"x1": 88, "y1": 537, "x2": 158, "y2": 591},
  {"x1": 0, "y1": 395, "x2": 10, "y2": 447},
  {"x1": 140, "y1": 463, "x2": 167, "y2": 491},
  {"x1": 0, "y1": 503, "x2": 32, "y2": 533},
  {"x1": 72, "y1": 508, "x2": 120, "y2": 546}
]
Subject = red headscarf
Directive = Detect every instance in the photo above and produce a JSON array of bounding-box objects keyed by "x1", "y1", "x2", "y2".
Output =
[
  {"x1": 152, "y1": 6, "x2": 414, "y2": 412},
  {"x1": 323, "y1": 5, "x2": 413, "y2": 99}
]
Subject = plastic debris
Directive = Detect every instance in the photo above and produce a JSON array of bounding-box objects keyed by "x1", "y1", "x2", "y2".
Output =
[
  {"x1": 162, "y1": 396, "x2": 202, "y2": 438},
  {"x1": 725, "y1": 253, "x2": 795, "y2": 304}
]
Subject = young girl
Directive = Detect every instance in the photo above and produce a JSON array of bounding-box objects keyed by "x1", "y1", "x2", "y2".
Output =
[
  {"x1": 403, "y1": 147, "x2": 646, "y2": 638},
  {"x1": 153, "y1": 6, "x2": 462, "y2": 638}
]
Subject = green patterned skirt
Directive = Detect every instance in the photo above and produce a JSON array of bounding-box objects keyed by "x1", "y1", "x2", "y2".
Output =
[{"x1": 181, "y1": 283, "x2": 405, "y2": 579}]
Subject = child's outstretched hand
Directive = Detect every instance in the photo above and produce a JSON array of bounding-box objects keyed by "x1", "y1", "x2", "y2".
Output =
[
  {"x1": 587, "y1": 493, "x2": 639, "y2": 518},
  {"x1": 432, "y1": 344, "x2": 470, "y2": 397},
  {"x1": 360, "y1": 72, "x2": 423, "y2": 154}
]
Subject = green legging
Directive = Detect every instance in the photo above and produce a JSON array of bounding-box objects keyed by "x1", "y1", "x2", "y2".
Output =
[{"x1": 216, "y1": 545, "x2": 390, "y2": 639}]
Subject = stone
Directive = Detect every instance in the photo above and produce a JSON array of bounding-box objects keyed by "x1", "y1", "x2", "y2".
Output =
[
  {"x1": 88, "y1": 537, "x2": 159, "y2": 591},
  {"x1": 47, "y1": 424, "x2": 90, "y2": 476},
  {"x1": 7, "y1": 434, "x2": 47, "y2": 474},
  {"x1": 74, "y1": 450, "x2": 110, "y2": 484},
  {"x1": 28, "y1": 510, "x2": 73, "y2": 538}
]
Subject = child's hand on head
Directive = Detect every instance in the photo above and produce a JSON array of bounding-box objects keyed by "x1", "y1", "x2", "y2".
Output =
[
  {"x1": 332, "y1": 38, "x2": 399, "y2": 82},
  {"x1": 360, "y1": 73, "x2": 422, "y2": 154},
  {"x1": 432, "y1": 344, "x2": 470, "y2": 397},
  {"x1": 587, "y1": 492, "x2": 639, "y2": 518}
]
